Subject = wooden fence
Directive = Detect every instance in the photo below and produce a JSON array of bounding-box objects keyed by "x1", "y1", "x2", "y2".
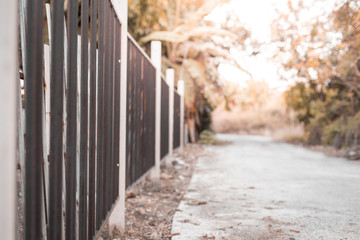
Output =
[
  {"x1": 126, "y1": 36, "x2": 156, "y2": 188},
  {"x1": 161, "y1": 76, "x2": 170, "y2": 159},
  {"x1": 174, "y1": 91, "x2": 182, "y2": 149},
  {"x1": 1, "y1": 0, "x2": 184, "y2": 239}
]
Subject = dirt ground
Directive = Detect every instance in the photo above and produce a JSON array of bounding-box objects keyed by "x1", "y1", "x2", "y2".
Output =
[{"x1": 100, "y1": 144, "x2": 207, "y2": 240}]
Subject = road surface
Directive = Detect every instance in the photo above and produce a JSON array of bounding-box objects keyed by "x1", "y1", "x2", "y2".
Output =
[{"x1": 171, "y1": 134, "x2": 360, "y2": 240}]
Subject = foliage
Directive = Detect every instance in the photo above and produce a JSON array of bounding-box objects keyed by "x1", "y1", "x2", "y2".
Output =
[
  {"x1": 278, "y1": 0, "x2": 360, "y2": 148},
  {"x1": 128, "y1": 0, "x2": 251, "y2": 142},
  {"x1": 198, "y1": 130, "x2": 225, "y2": 145}
]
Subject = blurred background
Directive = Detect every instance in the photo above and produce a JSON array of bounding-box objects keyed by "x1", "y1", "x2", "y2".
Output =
[{"x1": 128, "y1": 0, "x2": 360, "y2": 150}]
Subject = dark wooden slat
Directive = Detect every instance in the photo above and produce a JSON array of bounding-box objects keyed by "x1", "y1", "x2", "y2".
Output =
[
  {"x1": 113, "y1": 16, "x2": 118, "y2": 202},
  {"x1": 129, "y1": 43, "x2": 134, "y2": 184},
  {"x1": 24, "y1": 0, "x2": 44, "y2": 239},
  {"x1": 139, "y1": 50, "x2": 143, "y2": 179},
  {"x1": 133, "y1": 48, "x2": 137, "y2": 182},
  {"x1": 88, "y1": 0, "x2": 98, "y2": 237},
  {"x1": 143, "y1": 60, "x2": 148, "y2": 172},
  {"x1": 173, "y1": 92, "x2": 181, "y2": 149},
  {"x1": 49, "y1": 0, "x2": 65, "y2": 239},
  {"x1": 150, "y1": 66, "x2": 156, "y2": 168},
  {"x1": 110, "y1": 11, "x2": 116, "y2": 205},
  {"x1": 107, "y1": 7, "x2": 114, "y2": 213},
  {"x1": 140, "y1": 55, "x2": 144, "y2": 176},
  {"x1": 161, "y1": 78, "x2": 169, "y2": 159},
  {"x1": 133, "y1": 43, "x2": 138, "y2": 183},
  {"x1": 96, "y1": 0, "x2": 105, "y2": 231},
  {"x1": 148, "y1": 64, "x2": 156, "y2": 170},
  {"x1": 125, "y1": 40, "x2": 131, "y2": 188},
  {"x1": 79, "y1": 0, "x2": 89, "y2": 238},
  {"x1": 65, "y1": 0, "x2": 78, "y2": 239},
  {"x1": 102, "y1": 0, "x2": 110, "y2": 222},
  {"x1": 113, "y1": 20, "x2": 121, "y2": 200},
  {"x1": 129, "y1": 42, "x2": 134, "y2": 185},
  {"x1": 135, "y1": 48, "x2": 140, "y2": 182}
]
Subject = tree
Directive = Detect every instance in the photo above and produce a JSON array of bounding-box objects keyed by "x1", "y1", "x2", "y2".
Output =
[
  {"x1": 275, "y1": 0, "x2": 360, "y2": 147},
  {"x1": 128, "y1": 0, "x2": 252, "y2": 142}
]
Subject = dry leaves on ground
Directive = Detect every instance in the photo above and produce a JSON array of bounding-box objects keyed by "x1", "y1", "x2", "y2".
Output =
[{"x1": 100, "y1": 144, "x2": 206, "y2": 240}]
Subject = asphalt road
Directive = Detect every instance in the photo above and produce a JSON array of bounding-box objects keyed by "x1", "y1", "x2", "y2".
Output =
[{"x1": 171, "y1": 134, "x2": 360, "y2": 240}]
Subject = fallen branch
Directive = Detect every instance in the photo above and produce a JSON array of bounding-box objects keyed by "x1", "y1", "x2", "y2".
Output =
[{"x1": 168, "y1": 232, "x2": 180, "y2": 237}]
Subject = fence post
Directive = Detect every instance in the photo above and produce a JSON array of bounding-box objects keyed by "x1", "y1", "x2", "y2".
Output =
[
  {"x1": 167, "y1": 69, "x2": 175, "y2": 166},
  {"x1": 0, "y1": 0, "x2": 17, "y2": 239},
  {"x1": 178, "y1": 80, "x2": 185, "y2": 154},
  {"x1": 150, "y1": 41, "x2": 162, "y2": 181},
  {"x1": 109, "y1": 0, "x2": 128, "y2": 236}
]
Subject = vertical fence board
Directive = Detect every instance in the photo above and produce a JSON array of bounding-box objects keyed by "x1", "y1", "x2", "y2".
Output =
[
  {"x1": 107, "y1": 7, "x2": 115, "y2": 214},
  {"x1": 133, "y1": 51, "x2": 137, "y2": 181},
  {"x1": 65, "y1": 0, "x2": 78, "y2": 239},
  {"x1": 79, "y1": 0, "x2": 89, "y2": 238},
  {"x1": 49, "y1": 0, "x2": 65, "y2": 238},
  {"x1": 150, "y1": 65, "x2": 156, "y2": 168},
  {"x1": 140, "y1": 52, "x2": 144, "y2": 176},
  {"x1": 109, "y1": 12, "x2": 115, "y2": 206},
  {"x1": 113, "y1": 20, "x2": 121, "y2": 202},
  {"x1": 126, "y1": 40, "x2": 131, "y2": 188},
  {"x1": 103, "y1": 0, "x2": 110, "y2": 222},
  {"x1": 173, "y1": 92, "x2": 181, "y2": 149},
  {"x1": 24, "y1": 0, "x2": 44, "y2": 239},
  {"x1": 96, "y1": 0, "x2": 105, "y2": 230},
  {"x1": 160, "y1": 78, "x2": 169, "y2": 159},
  {"x1": 88, "y1": 0, "x2": 98, "y2": 237}
]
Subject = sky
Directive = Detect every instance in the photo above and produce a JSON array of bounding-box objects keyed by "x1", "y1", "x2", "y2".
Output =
[{"x1": 206, "y1": 0, "x2": 338, "y2": 91}]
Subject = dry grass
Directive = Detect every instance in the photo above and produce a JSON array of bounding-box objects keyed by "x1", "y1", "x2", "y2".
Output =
[{"x1": 212, "y1": 90, "x2": 305, "y2": 142}]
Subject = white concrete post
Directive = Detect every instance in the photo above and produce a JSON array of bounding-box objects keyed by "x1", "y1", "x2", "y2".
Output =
[
  {"x1": 167, "y1": 69, "x2": 175, "y2": 167},
  {"x1": 178, "y1": 80, "x2": 185, "y2": 154},
  {"x1": 150, "y1": 41, "x2": 162, "y2": 181},
  {"x1": 0, "y1": 0, "x2": 17, "y2": 239},
  {"x1": 109, "y1": 0, "x2": 128, "y2": 236}
]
